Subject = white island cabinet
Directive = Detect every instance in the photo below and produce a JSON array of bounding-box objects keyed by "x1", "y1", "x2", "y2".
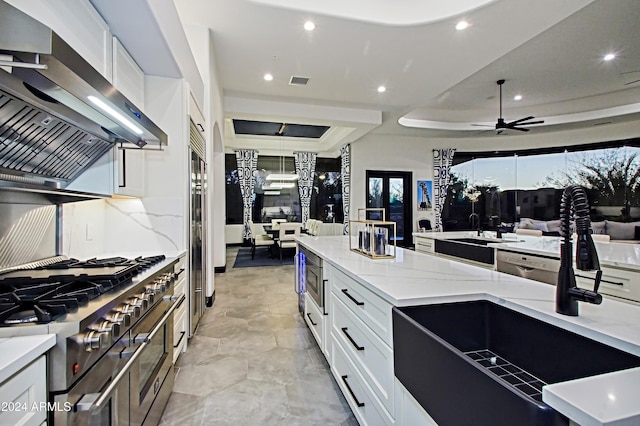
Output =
[
  {"x1": 329, "y1": 266, "x2": 395, "y2": 425},
  {"x1": 297, "y1": 236, "x2": 640, "y2": 426},
  {"x1": 0, "y1": 335, "x2": 56, "y2": 426}
]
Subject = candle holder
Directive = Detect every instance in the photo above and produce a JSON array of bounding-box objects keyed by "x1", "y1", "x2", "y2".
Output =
[{"x1": 348, "y1": 208, "x2": 396, "y2": 259}]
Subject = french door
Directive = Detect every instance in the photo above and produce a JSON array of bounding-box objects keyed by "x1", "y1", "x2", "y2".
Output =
[{"x1": 366, "y1": 171, "x2": 412, "y2": 247}]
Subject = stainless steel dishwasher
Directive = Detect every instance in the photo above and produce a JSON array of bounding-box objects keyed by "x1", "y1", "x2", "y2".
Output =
[{"x1": 496, "y1": 250, "x2": 560, "y2": 285}]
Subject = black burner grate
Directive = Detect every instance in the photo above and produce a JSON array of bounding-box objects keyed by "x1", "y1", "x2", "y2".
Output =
[{"x1": 0, "y1": 254, "x2": 166, "y2": 326}]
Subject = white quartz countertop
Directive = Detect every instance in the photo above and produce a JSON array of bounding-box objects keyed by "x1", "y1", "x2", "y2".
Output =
[
  {"x1": 0, "y1": 334, "x2": 55, "y2": 383},
  {"x1": 414, "y1": 231, "x2": 640, "y2": 271},
  {"x1": 544, "y1": 368, "x2": 640, "y2": 426},
  {"x1": 298, "y1": 235, "x2": 640, "y2": 426}
]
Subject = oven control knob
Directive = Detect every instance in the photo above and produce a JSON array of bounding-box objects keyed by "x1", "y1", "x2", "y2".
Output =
[
  {"x1": 95, "y1": 320, "x2": 121, "y2": 338},
  {"x1": 83, "y1": 330, "x2": 107, "y2": 352},
  {"x1": 159, "y1": 278, "x2": 169, "y2": 290},
  {"x1": 147, "y1": 282, "x2": 166, "y2": 294},
  {"x1": 107, "y1": 311, "x2": 131, "y2": 328},
  {"x1": 118, "y1": 304, "x2": 140, "y2": 318},
  {"x1": 129, "y1": 296, "x2": 148, "y2": 310},
  {"x1": 140, "y1": 291, "x2": 154, "y2": 305}
]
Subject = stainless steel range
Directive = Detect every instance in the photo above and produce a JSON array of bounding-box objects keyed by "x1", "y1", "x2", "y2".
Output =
[{"x1": 0, "y1": 255, "x2": 183, "y2": 426}]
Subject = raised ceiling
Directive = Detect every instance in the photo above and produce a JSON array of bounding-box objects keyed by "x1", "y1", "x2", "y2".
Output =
[{"x1": 173, "y1": 0, "x2": 640, "y2": 154}]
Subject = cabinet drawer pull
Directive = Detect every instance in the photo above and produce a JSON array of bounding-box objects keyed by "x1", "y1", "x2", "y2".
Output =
[
  {"x1": 575, "y1": 274, "x2": 624, "y2": 286},
  {"x1": 306, "y1": 313, "x2": 317, "y2": 326},
  {"x1": 341, "y1": 289, "x2": 364, "y2": 306},
  {"x1": 173, "y1": 331, "x2": 186, "y2": 348},
  {"x1": 341, "y1": 375, "x2": 365, "y2": 407},
  {"x1": 341, "y1": 327, "x2": 364, "y2": 351}
]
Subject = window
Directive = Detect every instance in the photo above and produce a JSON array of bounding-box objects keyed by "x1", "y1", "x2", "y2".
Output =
[
  {"x1": 311, "y1": 157, "x2": 343, "y2": 224},
  {"x1": 442, "y1": 142, "x2": 640, "y2": 231},
  {"x1": 225, "y1": 154, "x2": 243, "y2": 224},
  {"x1": 225, "y1": 154, "x2": 343, "y2": 224}
]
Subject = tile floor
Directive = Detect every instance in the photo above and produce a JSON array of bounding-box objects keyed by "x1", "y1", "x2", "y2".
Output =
[{"x1": 159, "y1": 247, "x2": 357, "y2": 426}]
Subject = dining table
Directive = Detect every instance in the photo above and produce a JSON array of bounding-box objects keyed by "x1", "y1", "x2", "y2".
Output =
[
  {"x1": 263, "y1": 224, "x2": 308, "y2": 238},
  {"x1": 262, "y1": 225, "x2": 279, "y2": 238}
]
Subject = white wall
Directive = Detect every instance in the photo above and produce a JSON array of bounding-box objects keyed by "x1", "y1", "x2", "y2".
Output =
[
  {"x1": 350, "y1": 119, "x2": 640, "y2": 233},
  {"x1": 350, "y1": 134, "x2": 437, "y2": 230}
]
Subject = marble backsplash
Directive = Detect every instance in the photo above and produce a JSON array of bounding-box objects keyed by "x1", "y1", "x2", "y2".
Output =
[{"x1": 63, "y1": 197, "x2": 186, "y2": 259}]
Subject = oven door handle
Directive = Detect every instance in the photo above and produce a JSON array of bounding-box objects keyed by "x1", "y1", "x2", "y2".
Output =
[
  {"x1": 147, "y1": 293, "x2": 185, "y2": 343},
  {"x1": 76, "y1": 294, "x2": 185, "y2": 413}
]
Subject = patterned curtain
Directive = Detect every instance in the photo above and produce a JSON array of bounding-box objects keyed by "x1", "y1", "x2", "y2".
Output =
[
  {"x1": 433, "y1": 148, "x2": 456, "y2": 231},
  {"x1": 340, "y1": 144, "x2": 351, "y2": 235},
  {"x1": 294, "y1": 151, "x2": 317, "y2": 225},
  {"x1": 235, "y1": 150, "x2": 259, "y2": 240}
]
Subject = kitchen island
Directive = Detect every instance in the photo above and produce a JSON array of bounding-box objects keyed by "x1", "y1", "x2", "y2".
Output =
[{"x1": 297, "y1": 235, "x2": 640, "y2": 426}]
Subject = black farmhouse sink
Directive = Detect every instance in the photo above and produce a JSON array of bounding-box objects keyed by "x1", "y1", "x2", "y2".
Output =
[
  {"x1": 449, "y1": 237, "x2": 492, "y2": 245},
  {"x1": 393, "y1": 300, "x2": 640, "y2": 426},
  {"x1": 434, "y1": 238, "x2": 495, "y2": 265}
]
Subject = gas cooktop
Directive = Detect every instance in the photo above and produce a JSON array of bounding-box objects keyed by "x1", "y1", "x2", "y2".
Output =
[{"x1": 0, "y1": 255, "x2": 166, "y2": 326}]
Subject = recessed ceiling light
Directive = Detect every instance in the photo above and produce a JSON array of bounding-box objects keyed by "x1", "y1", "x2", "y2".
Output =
[
  {"x1": 264, "y1": 73, "x2": 274, "y2": 81},
  {"x1": 604, "y1": 53, "x2": 616, "y2": 61},
  {"x1": 514, "y1": 94, "x2": 522, "y2": 101},
  {"x1": 377, "y1": 86, "x2": 386, "y2": 93},
  {"x1": 455, "y1": 20, "x2": 469, "y2": 31},
  {"x1": 304, "y1": 21, "x2": 316, "y2": 31}
]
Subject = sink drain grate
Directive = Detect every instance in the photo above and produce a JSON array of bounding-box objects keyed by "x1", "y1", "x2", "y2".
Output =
[{"x1": 464, "y1": 349, "x2": 548, "y2": 402}]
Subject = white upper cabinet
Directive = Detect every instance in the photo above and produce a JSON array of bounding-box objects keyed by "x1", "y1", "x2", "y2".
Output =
[
  {"x1": 113, "y1": 146, "x2": 145, "y2": 197},
  {"x1": 5, "y1": 0, "x2": 113, "y2": 80},
  {"x1": 111, "y1": 37, "x2": 146, "y2": 197},
  {"x1": 189, "y1": 92, "x2": 206, "y2": 135},
  {"x1": 112, "y1": 37, "x2": 145, "y2": 109}
]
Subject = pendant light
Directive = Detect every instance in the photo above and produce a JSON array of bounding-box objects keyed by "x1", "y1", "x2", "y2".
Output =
[{"x1": 265, "y1": 125, "x2": 299, "y2": 185}]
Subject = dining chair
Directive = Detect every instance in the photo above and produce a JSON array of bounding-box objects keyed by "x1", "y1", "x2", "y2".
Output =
[
  {"x1": 248, "y1": 220, "x2": 274, "y2": 259},
  {"x1": 277, "y1": 223, "x2": 301, "y2": 263},
  {"x1": 271, "y1": 218, "x2": 287, "y2": 230},
  {"x1": 307, "y1": 219, "x2": 317, "y2": 236}
]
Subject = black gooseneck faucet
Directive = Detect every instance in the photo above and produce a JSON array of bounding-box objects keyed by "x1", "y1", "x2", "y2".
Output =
[
  {"x1": 556, "y1": 185, "x2": 603, "y2": 316},
  {"x1": 469, "y1": 213, "x2": 481, "y2": 236}
]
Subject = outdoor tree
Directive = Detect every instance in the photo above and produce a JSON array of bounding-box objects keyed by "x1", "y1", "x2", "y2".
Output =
[
  {"x1": 544, "y1": 149, "x2": 640, "y2": 208},
  {"x1": 368, "y1": 177, "x2": 382, "y2": 207}
]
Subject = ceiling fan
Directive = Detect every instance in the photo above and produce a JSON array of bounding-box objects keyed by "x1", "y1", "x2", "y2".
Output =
[{"x1": 489, "y1": 79, "x2": 544, "y2": 134}]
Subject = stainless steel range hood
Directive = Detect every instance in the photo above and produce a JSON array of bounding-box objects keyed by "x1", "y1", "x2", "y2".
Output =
[{"x1": 0, "y1": 0, "x2": 167, "y2": 196}]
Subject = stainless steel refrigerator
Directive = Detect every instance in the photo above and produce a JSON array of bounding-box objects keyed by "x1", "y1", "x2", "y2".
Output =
[{"x1": 189, "y1": 120, "x2": 207, "y2": 336}]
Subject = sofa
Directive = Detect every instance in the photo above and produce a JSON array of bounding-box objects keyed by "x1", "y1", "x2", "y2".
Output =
[{"x1": 514, "y1": 218, "x2": 640, "y2": 243}]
